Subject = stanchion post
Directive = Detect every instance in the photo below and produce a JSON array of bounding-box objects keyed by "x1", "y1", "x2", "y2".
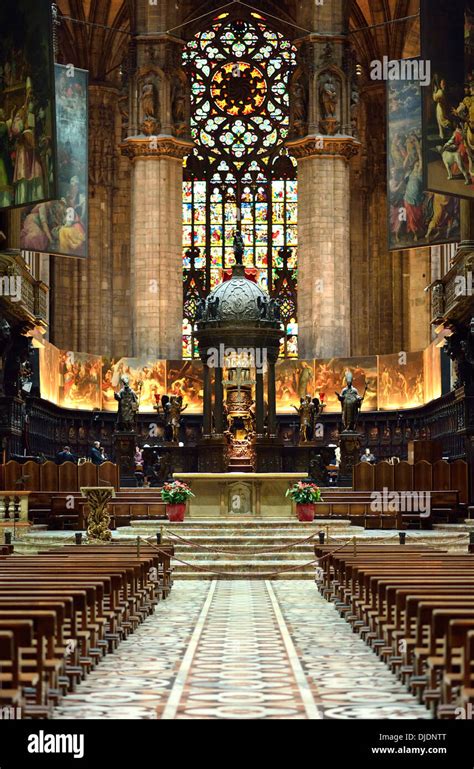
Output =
[
  {"x1": 353, "y1": 536, "x2": 357, "y2": 557},
  {"x1": 137, "y1": 536, "x2": 141, "y2": 558}
]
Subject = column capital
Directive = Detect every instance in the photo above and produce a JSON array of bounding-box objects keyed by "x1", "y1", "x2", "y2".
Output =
[
  {"x1": 286, "y1": 134, "x2": 360, "y2": 161},
  {"x1": 120, "y1": 134, "x2": 193, "y2": 162}
]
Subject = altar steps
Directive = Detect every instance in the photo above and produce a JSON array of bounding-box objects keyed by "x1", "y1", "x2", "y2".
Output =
[{"x1": 123, "y1": 518, "x2": 354, "y2": 579}]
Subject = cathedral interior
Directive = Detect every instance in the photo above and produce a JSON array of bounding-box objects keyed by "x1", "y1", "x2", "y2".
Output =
[{"x1": 1, "y1": 0, "x2": 474, "y2": 731}]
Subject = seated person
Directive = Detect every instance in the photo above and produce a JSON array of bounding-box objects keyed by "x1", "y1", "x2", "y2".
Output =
[
  {"x1": 90, "y1": 441, "x2": 105, "y2": 465},
  {"x1": 55, "y1": 445, "x2": 76, "y2": 464},
  {"x1": 360, "y1": 447, "x2": 376, "y2": 464}
]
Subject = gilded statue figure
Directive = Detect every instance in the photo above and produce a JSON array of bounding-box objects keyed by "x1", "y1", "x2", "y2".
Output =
[
  {"x1": 169, "y1": 395, "x2": 187, "y2": 443},
  {"x1": 292, "y1": 395, "x2": 314, "y2": 443},
  {"x1": 243, "y1": 400, "x2": 256, "y2": 437},
  {"x1": 335, "y1": 371, "x2": 365, "y2": 433},
  {"x1": 115, "y1": 376, "x2": 139, "y2": 432}
]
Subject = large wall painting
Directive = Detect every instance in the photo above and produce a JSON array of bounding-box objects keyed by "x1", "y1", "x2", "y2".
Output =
[
  {"x1": 20, "y1": 64, "x2": 88, "y2": 257},
  {"x1": 387, "y1": 67, "x2": 460, "y2": 249},
  {"x1": 101, "y1": 358, "x2": 166, "y2": 413},
  {"x1": 0, "y1": 0, "x2": 57, "y2": 210},
  {"x1": 38, "y1": 346, "x2": 441, "y2": 415},
  {"x1": 421, "y1": 0, "x2": 474, "y2": 199},
  {"x1": 59, "y1": 350, "x2": 101, "y2": 410},
  {"x1": 378, "y1": 351, "x2": 424, "y2": 410},
  {"x1": 313, "y1": 357, "x2": 378, "y2": 414}
]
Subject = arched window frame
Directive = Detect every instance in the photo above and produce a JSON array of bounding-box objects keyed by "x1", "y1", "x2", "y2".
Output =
[{"x1": 182, "y1": 11, "x2": 298, "y2": 359}]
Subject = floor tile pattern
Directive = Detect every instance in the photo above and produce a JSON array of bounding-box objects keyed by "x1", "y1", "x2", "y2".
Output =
[{"x1": 53, "y1": 580, "x2": 430, "y2": 720}]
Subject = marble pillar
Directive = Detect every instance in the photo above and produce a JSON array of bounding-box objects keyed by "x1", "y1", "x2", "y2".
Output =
[
  {"x1": 121, "y1": 27, "x2": 192, "y2": 359},
  {"x1": 287, "y1": 25, "x2": 360, "y2": 359},
  {"x1": 122, "y1": 136, "x2": 191, "y2": 358},
  {"x1": 289, "y1": 137, "x2": 358, "y2": 358}
]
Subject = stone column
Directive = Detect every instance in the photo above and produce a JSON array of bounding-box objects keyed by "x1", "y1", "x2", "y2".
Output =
[
  {"x1": 121, "y1": 28, "x2": 192, "y2": 359},
  {"x1": 287, "y1": 9, "x2": 360, "y2": 359},
  {"x1": 214, "y1": 367, "x2": 224, "y2": 435},
  {"x1": 122, "y1": 136, "x2": 191, "y2": 358},
  {"x1": 289, "y1": 136, "x2": 358, "y2": 358}
]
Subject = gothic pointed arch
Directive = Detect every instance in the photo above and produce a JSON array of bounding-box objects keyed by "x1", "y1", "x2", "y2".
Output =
[{"x1": 181, "y1": 9, "x2": 299, "y2": 358}]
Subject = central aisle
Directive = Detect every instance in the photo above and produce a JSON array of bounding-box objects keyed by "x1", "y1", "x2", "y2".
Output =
[{"x1": 53, "y1": 581, "x2": 430, "y2": 720}]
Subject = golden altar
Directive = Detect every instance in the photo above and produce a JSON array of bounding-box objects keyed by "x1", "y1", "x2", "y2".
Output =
[{"x1": 172, "y1": 473, "x2": 308, "y2": 518}]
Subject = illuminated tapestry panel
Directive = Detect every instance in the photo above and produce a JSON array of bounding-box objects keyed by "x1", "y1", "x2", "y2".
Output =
[{"x1": 39, "y1": 347, "x2": 438, "y2": 415}]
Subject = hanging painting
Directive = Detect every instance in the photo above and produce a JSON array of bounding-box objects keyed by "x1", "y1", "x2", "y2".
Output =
[
  {"x1": 421, "y1": 0, "x2": 474, "y2": 198},
  {"x1": 20, "y1": 63, "x2": 88, "y2": 257},
  {"x1": 0, "y1": 0, "x2": 57, "y2": 210},
  {"x1": 387, "y1": 65, "x2": 460, "y2": 249}
]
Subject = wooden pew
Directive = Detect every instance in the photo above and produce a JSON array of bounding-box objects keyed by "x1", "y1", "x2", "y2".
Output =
[{"x1": 315, "y1": 543, "x2": 474, "y2": 717}]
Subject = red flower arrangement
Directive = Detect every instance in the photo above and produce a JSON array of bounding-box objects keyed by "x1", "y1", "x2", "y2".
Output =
[
  {"x1": 161, "y1": 481, "x2": 195, "y2": 504},
  {"x1": 286, "y1": 482, "x2": 322, "y2": 504}
]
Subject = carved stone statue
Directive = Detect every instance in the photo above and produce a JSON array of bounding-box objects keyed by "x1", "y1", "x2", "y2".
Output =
[
  {"x1": 320, "y1": 74, "x2": 338, "y2": 118},
  {"x1": 233, "y1": 230, "x2": 244, "y2": 266},
  {"x1": 195, "y1": 297, "x2": 206, "y2": 322},
  {"x1": 257, "y1": 295, "x2": 268, "y2": 320},
  {"x1": 269, "y1": 298, "x2": 281, "y2": 322},
  {"x1": 335, "y1": 371, "x2": 365, "y2": 433},
  {"x1": 432, "y1": 281, "x2": 445, "y2": 320},
  {"x1": 207, "y1": 294, "x2": 219, "y2": 320},
  {"x1": 172, "y1": 79, "x2": 186, "y2": 126},
  {"x1": 141, "y1": 78, "x2": 156, "y2": 118},
  {"x1": 291, "y1": 79, "x2": 308, "y2": 135},
  {"x1": 114, "y1": 376, "x2": 139, "y2": 432},
  {"x1": 140, "y1": 76, "x2": 160, "y2": 135}
]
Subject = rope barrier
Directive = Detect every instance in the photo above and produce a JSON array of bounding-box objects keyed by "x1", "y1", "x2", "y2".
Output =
[
  {"x1": 138, "y1": 536, "x2": 351, "y2": 580},
  {"x1": 161, "y1": 528, "x2": 321, "y2": 555}
]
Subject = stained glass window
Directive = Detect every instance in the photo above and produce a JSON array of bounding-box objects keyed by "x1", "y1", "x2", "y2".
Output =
[{"x1": 182, "y1": 12, "x2": 298, "y2": 358}]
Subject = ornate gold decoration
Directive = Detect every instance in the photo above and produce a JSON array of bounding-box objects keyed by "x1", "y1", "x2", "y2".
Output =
[
  {"x1": 286, "y1": 134, "x2": 360, "y2": 161},
  {"x1": 120, "y1": 136, "x2": 193, "y2": 161},
  {"x1": 81, "y1": 487, "x2": 115, "y2": 542}
]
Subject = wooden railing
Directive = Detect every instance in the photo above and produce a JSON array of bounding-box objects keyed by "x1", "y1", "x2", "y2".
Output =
[
  {"x1": 0, "y1": 461, "x2": 120, "y2": 493},
  {"x1": 353, "y1": 459, "x2": 468, "y2": 503}
]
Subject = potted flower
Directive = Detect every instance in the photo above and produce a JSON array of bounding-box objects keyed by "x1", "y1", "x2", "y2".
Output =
[
  {"x1": 161, "y1": 481, "x2": 194, "y2": 522},
  {"x1": 286, "y1": 481, "x2": 322, "y2": 522}
]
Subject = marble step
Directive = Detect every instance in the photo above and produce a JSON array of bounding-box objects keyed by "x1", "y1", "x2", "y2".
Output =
[
  {"x1": 172, "y1": 558, "x2": 317, "y2": 575},
  {"x1": 130, "y1": 518, "x2": 351, "y2": 528},
  {"x1": 171, "y1": 550, "x2": 316, "y2": 561},
  {"x1": 174, "y1": 571, "x2": 315, "y2": 580}
]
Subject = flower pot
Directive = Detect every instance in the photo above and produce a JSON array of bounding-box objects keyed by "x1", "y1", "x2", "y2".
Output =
[
  {"x1": 296, "y1": 503, "x2": 315, "y2": 522},
  {"x1": 166, "y1": 503, "x2": 186, "y2": 522}
]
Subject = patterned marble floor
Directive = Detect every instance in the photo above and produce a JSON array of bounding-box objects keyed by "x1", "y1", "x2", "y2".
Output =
[{"x1": 53, "y1": 580, "x2": 430, "y2": 720}]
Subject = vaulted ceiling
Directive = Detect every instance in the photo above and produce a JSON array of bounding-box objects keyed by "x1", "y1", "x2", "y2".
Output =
[
  {"x1": 56, "y1": 0, "x2": 132, "y2": 83},
  {"x1": 55, "y1": 0, "x2": 421, "y2": 83}
]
